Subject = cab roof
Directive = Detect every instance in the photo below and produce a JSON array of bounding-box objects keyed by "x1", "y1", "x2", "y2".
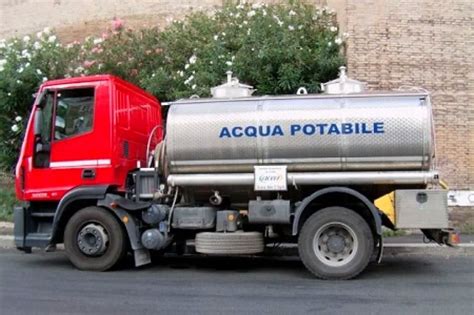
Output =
[{"x1": 41, "y1": 75, "x2": 158, "y2": 102}]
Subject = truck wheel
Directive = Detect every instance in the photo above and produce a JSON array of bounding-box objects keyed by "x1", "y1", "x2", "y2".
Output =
[
  {"x1": 298, "y1": 207, "x2": 373, "y2": 280},
  {"x1": 64, "y1": 206, "x2": 127, "y2": 271}
]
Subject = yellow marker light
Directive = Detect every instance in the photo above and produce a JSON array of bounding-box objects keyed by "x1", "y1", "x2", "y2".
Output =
[
  {"x1": 227, "y1": 214, "x2": 235, "y2": 221},
  {"x1": 122, "y1": 216, "x2": 129, "y2": 224}
]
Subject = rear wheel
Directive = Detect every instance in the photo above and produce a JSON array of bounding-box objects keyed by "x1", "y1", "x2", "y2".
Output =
[
  {"x1": 64, "y1": 206, "x2": 127, "y2": 271},
  {"x1": 298, "y1": 207, "x2": 374, "y2": 280}
]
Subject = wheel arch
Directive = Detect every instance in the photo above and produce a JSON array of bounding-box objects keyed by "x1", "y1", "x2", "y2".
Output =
[
  {"x1": 292, "y1": 187, "x2": 382, "y2": 237},
  {"x1": 50, "y1": 185, "x2": 112, "y2": 244}
]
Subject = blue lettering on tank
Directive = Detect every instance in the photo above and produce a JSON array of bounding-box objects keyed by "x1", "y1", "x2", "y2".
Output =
[
  {"x1": 232, "y1": 126, "x2": 243, "y2": 137},
  {"x1": 328, "y1": 124, "x2": 341, "y2": 135},
  {"x1": 259, "y1": 125, "x2": 271, "y2": 137},
  {"x1": 272, "y1": 125, "x2": 284, "y2": 136},
  {"x1": 245, "y1": 126, "x2": 257, "y2": 137},
  {"x1": 290, "y1": 124, "x2": 301, "y2": 136},
  {"x1": 219, "y1": 122, "x2": 384, "y2": 138},
  {"x1": 303, "y1": 124, "x2": 316, "y2": 135},
  {"x1": 374, "y1": 122, "x2": 384, "y2": 134},
  {"x1": 219, "y1": 127, "x2": 231, "y2": 138}
]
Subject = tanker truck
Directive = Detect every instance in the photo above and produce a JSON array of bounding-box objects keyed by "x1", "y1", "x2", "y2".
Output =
[{"x1": 13, "y1": 71, "x2": 458, "y2": 279}]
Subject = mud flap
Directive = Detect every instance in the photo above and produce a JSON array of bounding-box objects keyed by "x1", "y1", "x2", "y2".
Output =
[{"x1": 107, "y1": 206, "x2": 151, "y2": 267}]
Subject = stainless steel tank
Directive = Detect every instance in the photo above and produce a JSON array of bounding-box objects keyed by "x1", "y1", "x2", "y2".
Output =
[{"x1": 165, "y1": 92, "x2": 434, "y2": 174}]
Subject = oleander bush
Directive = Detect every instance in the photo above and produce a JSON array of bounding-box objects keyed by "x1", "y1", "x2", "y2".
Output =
[{"x1": 0, "y1": 1, "x2": 346, "y2": 171}]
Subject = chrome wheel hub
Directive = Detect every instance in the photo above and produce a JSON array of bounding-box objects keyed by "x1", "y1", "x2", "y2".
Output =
[
  {"x1": 77, "y1": 223, "x2": 109, "y2": 256},
  {"x1": 313, "y1": 222, "x2": 359, "y2": 267}
]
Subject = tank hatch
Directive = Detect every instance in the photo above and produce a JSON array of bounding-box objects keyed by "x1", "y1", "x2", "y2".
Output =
[
  {"x1": 210, "y1": 71, "x2": 255, "y2": 98},
  {"x1": 320, "y1": 66, "x2": 366, "y2": 94}
]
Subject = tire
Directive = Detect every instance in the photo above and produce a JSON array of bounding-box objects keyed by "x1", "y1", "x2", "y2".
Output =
[
  {"x1": 298, "y1": 207, "x2": 374, "y2": 280},
  {"x1": 64, "y1": 206, "x2": 127, "y2": 271},
  {"x1": 195, "y1": 232, "x2": 264, "y2": 255}
]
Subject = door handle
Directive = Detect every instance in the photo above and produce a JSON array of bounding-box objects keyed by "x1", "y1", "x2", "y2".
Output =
[{"x1": 82, "y1": 169, "x2": 96, "y2": 179}]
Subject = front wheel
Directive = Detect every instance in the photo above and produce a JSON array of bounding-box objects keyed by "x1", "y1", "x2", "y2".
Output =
[
  {"x1": 298, "y1": 207, "x2": 374, "y2": 280},
  {"x1": 64, "y1": 206, "x2": 127, "y2": 271}
]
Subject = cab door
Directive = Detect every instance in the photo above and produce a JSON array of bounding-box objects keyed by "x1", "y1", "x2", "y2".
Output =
[{"x1": 24, "y1": 86, "x2": 111, "y2": 201}]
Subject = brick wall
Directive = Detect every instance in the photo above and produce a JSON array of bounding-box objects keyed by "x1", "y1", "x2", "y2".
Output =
[
  {"x1": 343, "y1": 0, "x2": 474, "y2": 189},
  {"x1": 1, "y1": 0, "x2": 473, "y2": 191}
]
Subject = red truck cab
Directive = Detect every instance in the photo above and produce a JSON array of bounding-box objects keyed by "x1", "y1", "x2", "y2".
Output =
[{"x1": 16, "y1": 75, "x2": 163, "y2": 202}]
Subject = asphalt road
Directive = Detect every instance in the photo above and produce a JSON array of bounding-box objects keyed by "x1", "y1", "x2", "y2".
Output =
[{"x1": 0, "y1": 248, "x2": 473, "y2": 315}]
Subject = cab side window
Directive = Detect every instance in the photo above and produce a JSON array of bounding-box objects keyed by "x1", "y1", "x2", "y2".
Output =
[{"x1": 54, "y1": 88, "x2": 94, "y2": 140}]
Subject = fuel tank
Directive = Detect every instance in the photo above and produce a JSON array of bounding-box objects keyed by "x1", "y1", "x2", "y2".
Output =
[{"x1": 165, "y1": 92, "x2": 433, "y2": 174}]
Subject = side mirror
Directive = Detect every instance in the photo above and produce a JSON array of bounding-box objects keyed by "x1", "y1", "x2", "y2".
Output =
[{"x1": 34, "y1": 108, "x2": 43, "y2": 136}]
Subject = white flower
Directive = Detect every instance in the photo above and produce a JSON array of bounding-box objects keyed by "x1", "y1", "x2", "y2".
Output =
[
  {"x1": 289, "y1": 10, "x2": 296, "y2": 16},
  {"x1": 262, "y1": 9, "x2": 267, "y2": 16},
  {"x1": 43, "y1": 27, "x2": 51, "y2": 35},
  {"x1": 7, "y1": 92, "x2": 11, "y2": 96},
  {"x1": 33, "y1": 42, "x2": 41, "y2": 50},
  {"x1": 343, "y1": 32, "x2": 350, "y2": 38},
  {"x1": 288, "y1": 25, "x2": 295, "y2": 31},
  {"x1": 0, "y1": 59, "x2": 6, "y2": 72},
  {"x1": 191, "y1": 84, "x2": 196, "y2": 90},
  {"x1": 222, "y1": 32, "x2": 226, "y2": 36},
  {"x1": 189, "y1": 54, "x2": 197, "y2": 64},
  {"x1": 225, "y1": 61, "x2": 232, "y2": 66},
  {"x1": 178, "y1": 70, "x2": 184, "y2": 77},
  {"x1": 243, "y1": 20, "x2": 248, "y2": 25},
  {"x1": 15, "y1": 116, "x2": 22, "y2": 122},
  {"x1": 36, "y1": 31, "x2": 43, "y2": 39},
  {"x1": 335, "y1": 37, "x2": 343, "y2": 45},
  {"x1": 298, "y1": 25, "x2": 303, "y2": 30},
  {"x1": 209, "y1": 61, "x2": 213, "y2": 65},
  {"x1": 21, "y1": 49, "x2": 31, "y2": 59},
  {"x1": 247, "y1": 28, "x2": 251, "y2": 35},
  {"x1": 36, "y1": 69, "x2": 42, "y2": 75},
  {"x1": 16, "y1": 79, "x2": 22, "y2": 84},
  {"x1": 93, "y1": 38, "x2": 103, "y2": 45},
  {"x1": 252, "y1": 3, "x2": 262, "y2": 9},
  {"x1": 23, "y1": 35, "x2": 30, "y2": 42},
  {"x1": 42, "y1": 77, "x2": 48, "y2": 82},
  {"x1": 247, "y1": 10, "x2": 256, "y2": 17},
  {"x1": 0, "y1": 41, "x2": 5, "y2": 49},
  {"x1": 213, "y1": 35, "x2": 219, "y2": 40},
  {"x1": 11, "y1": 124, "x2": 19, "y2": 132},
  {"x1": 328, "y1": 42, "x2": 333, "y2": 47},
  {"x1": 184, "y1": 75, "x2": 194, "y2": 85},
  {"x1": 48, "y1": 35, "x2": 57, "y2": 43},
  {"x1": 330, "y1": 26, "x2": 338, "y2": 32}
]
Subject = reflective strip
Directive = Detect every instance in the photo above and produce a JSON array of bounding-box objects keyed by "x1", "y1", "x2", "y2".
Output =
[{"x1": 50, "y1": 159, "x2": 111, "y2": 168}]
